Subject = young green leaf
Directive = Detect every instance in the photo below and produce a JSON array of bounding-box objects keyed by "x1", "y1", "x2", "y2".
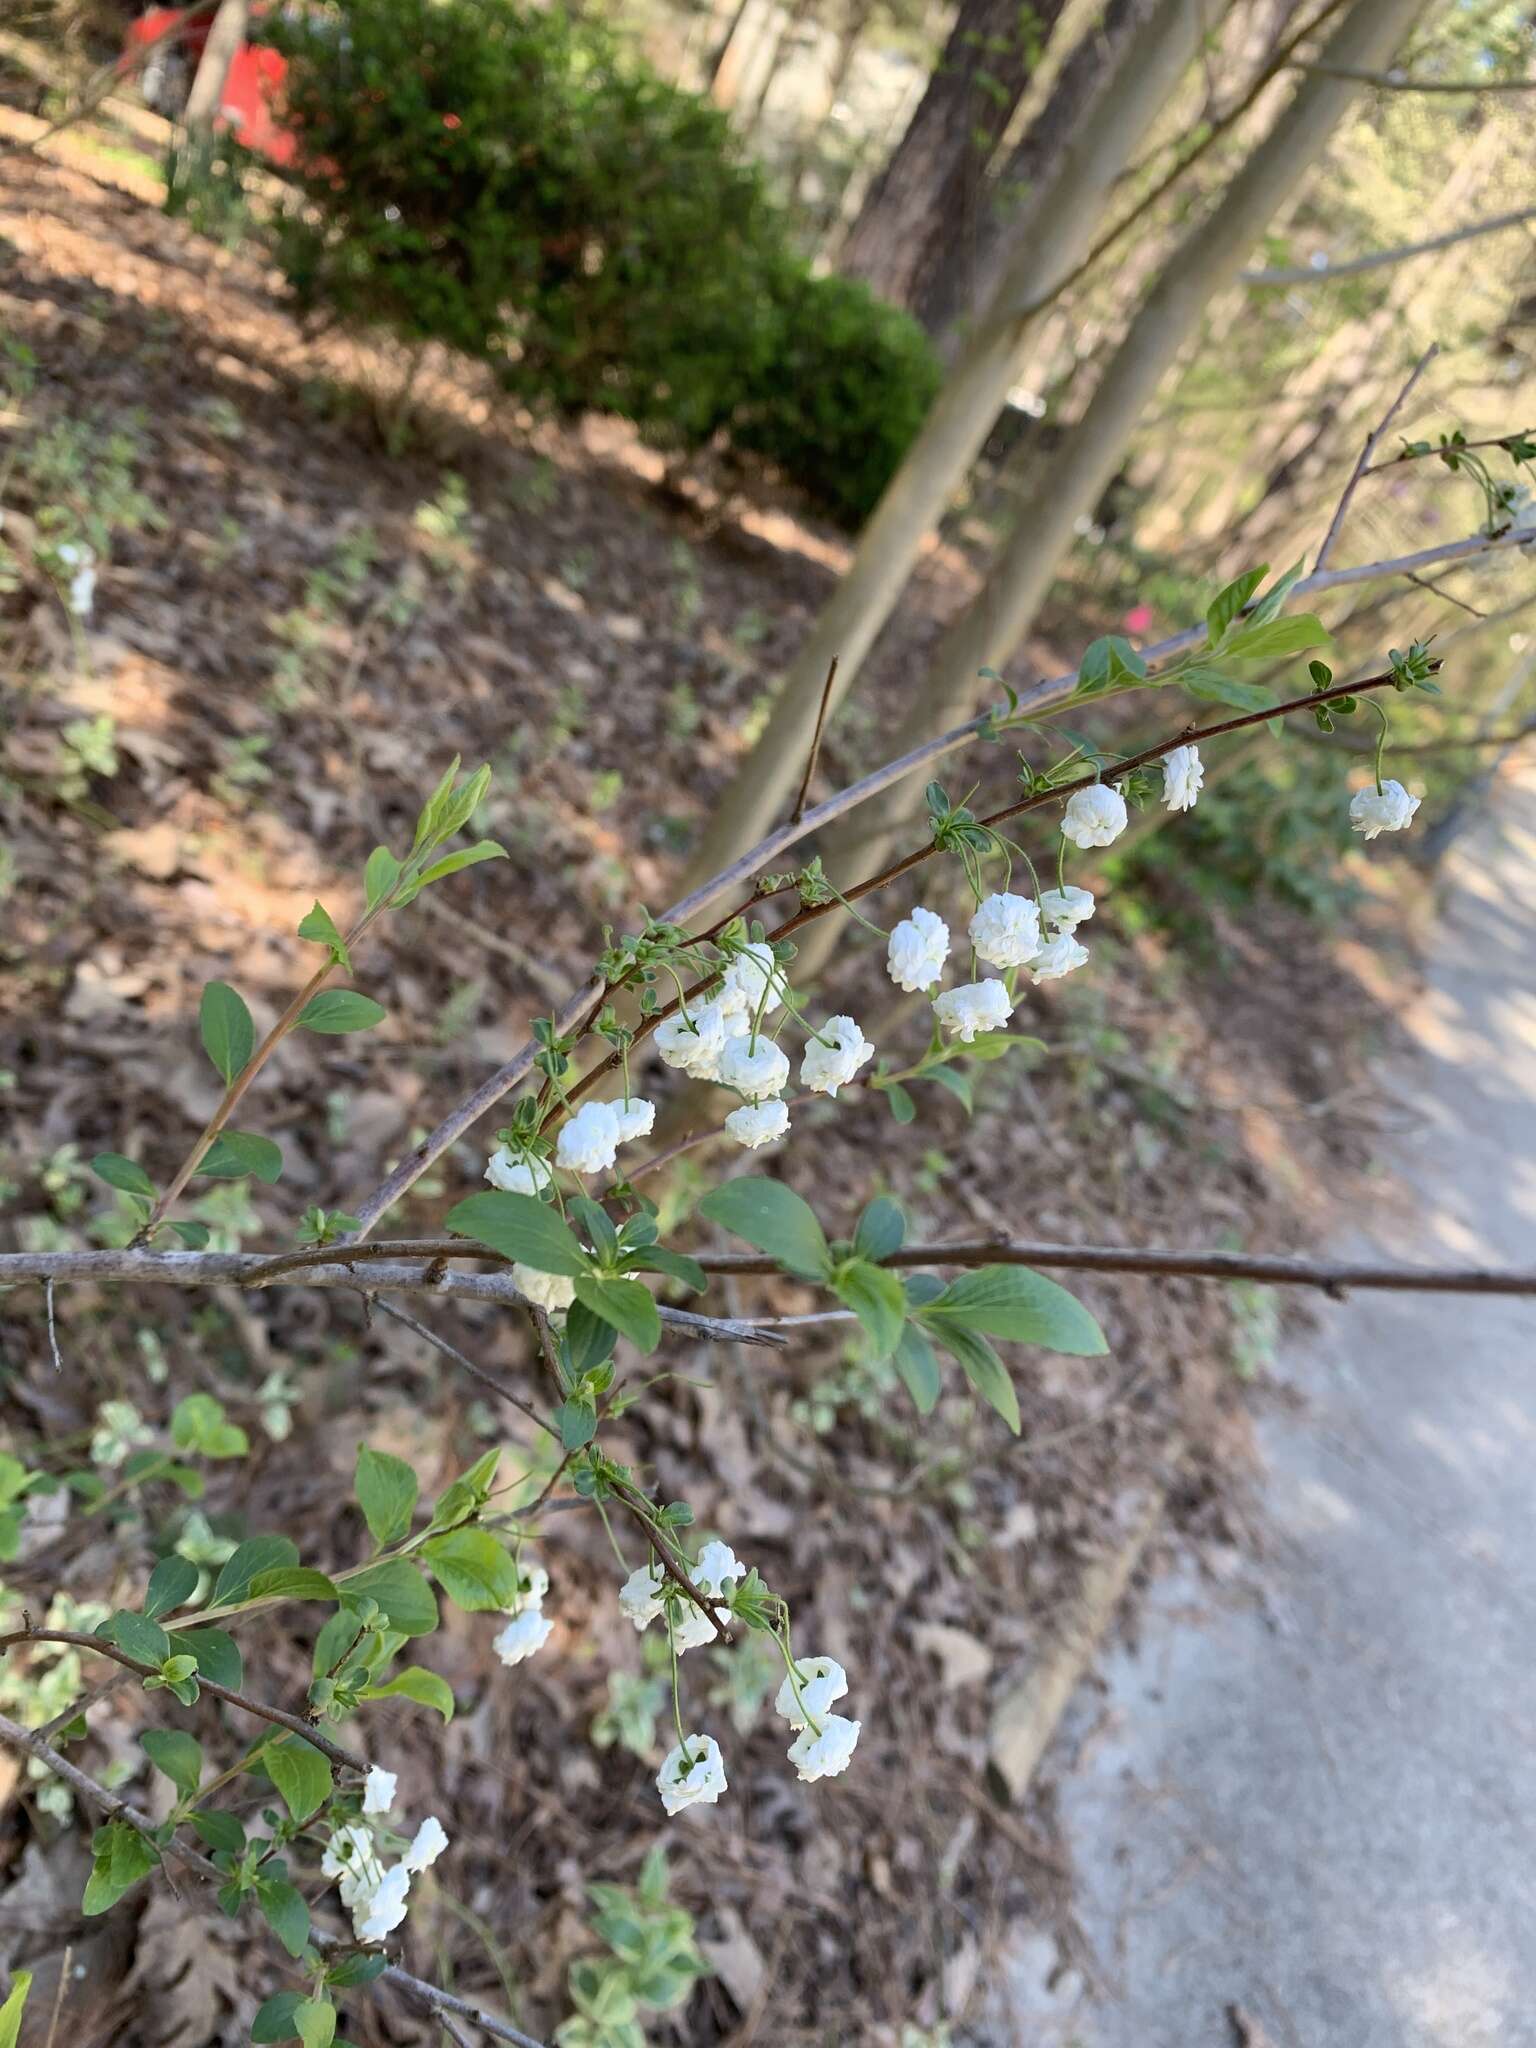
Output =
[
  {"x1": 91, "y1": 1152, "x2": 156, "y2": 1201},
  {"x1": 199, "y1": 1130, "x2": 283, "y2": 1183},
  {"x1": 1178, "y1": 668, "x2": 1274, "y2": 712},
  {"x1": 141, "y1": 1727, "x2": 202, "y2": 1798},
  {"x1": 926, "y1": 1320, "x2": 1020, "y2": 1433},
  {"x1": 1205, "y1": 565, "x2": 1267, "y2": 647},
  {"x1": 1221, "y1": 613, "x2": 1330, "y2": 664},
  {"x1": 251, "y1": 1991, "x2": 306, "y2": 2044},
  {"x1": 445, "y1": 1189, "x2": 590, "y2": 1276},
  {"x1": 142, "y1": 1554, "x2": 199, "y2": 1621},
  {"x1": 423, "y1": 1527, "x2": 521, "y2": 1611},
  {"x1": 99, "y1": 1609, "x2": 172, "y2": 1667},
  {"x1": 355, "y1": 1445, "x2": 419, "y2": 1548},
  {"x1": 922, "y1": 1267, "x2": 1107, "y2": 1354},
  {"x1": 358, "y1": 1667, "x2": 455, "y2": 1721},
  {"x1": 364, "y1": 845, "x2": 402, "y2": 910},
  {"x1": 892, "y1": 1324, "x2": 943, "y2": 1415},
  {"x1": 171, "y1": 1392, "x2": 249, "y2": 1459},
  {"x1": 256, "y1": 1875, "x2": 311, "y2": 1960},
  {"x1": 262, "y1": 1735, "x2": 333, "y2": 1823},
  {"x1": 396, "y1": 839, "x2": 507, "y2": 901},
  {"x1": 568, "y1": 1195, "x2": 620, "y2": 1268},
  {"x1": 180, "y1": 1627, "x2": 243, "y2": 1690},
  {"x1": 167, "y1": 1220, "x2": 210, "y2": 1248},
  {"x1": 924, "y1": 1064, "x2": 973, "y2": 1114},
  {"x1": 832, "y1": 1260, "x2": 907, "y2": 1361},
  {"x1": 297, "y1": 901, "x2": 352, "y2": 971},
  {"x1": 343, "y1": 1559, "x2": 439, "y2": 1635},
  {"x1": 81, "y1": 1820, "x2": 159, "y2": 1914},
  {"x1": 199, "y1": 981, "x2": 255, "y2": 1085},
  {"x1": 294, "y1": 1997, "x2": 337, "y2": 2048},
  {"x1": 189, "y1": 1809, "x2": 246, "y2": 1856},
  {"x1": 624, "y1": 1246, "x2": 707, "y2": 1293},
  {"x1": 883, "y1": 1081, "x2": 916, "y2": 1124},
  {"x1": 563, "y1": 1299, "x2": 618, "y2": 1376},
  {"x1": 573, "y1": 1273, "x2": 661, "y2": 1353},
  {"x1": 0, "y1": 1970, "x2": 31, "y2": 2048},
  {"x1": 852, "y1": 1195, "x2": 905, "y2": 1264},
  {"x1": 554, "y1": 1394, "x2": 598, "y2": 1451},
  {"x1": 296, "y1": 990, "x2": 387, "y2": 1035},
  {"x1": 696, "y1": 1177, "x2": 831, "y2": 1279},
  {"x1": 213, "y1": 1535, "x2": 299, "y2": 1607},
  {"x1": 1244, "y1": 559, "x2": 1304, "y2": 629},
  {"x1": 246, "y1": 1566, "x2": 340, "y2": 1603}
]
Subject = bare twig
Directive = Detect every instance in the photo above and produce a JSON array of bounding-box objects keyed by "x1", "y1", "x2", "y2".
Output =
[
  {"x1": 1291, "y1": 60, "x2": 1536, "y2": 93},
  {"x1": 1366, "y1": 428, "x2": 1536, "y2": 477},
  {"x1": 44, "y1": 1276, "x2": 61, "y2": 1371},
  {"x1": 791, "y1": 656, "x2": 839, "y2": 824},
  {"x1": 1243, "y1": 206, "x2": 1536, "y2": 287},
  {"x1": 0, "y1": 1627, "x2": 368, "y2": 1772},
  {"x1": 1401, "y1": 570, "x2": 1488, "y2": 619},
  {"x1": 1314, "y1": 346, "x2": 1439, "y2": 572},
  {"x1": 371, "y1": 1297, "x2": 558, "y2": 1438},
  {"x1": 344, "y1": 525, "x2": 1534, "y2": 1236}
]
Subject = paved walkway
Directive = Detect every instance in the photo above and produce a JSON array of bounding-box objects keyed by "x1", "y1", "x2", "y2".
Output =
[{"x1": 1020, "y1": 759, "x2": 1536, "y2": 2048}]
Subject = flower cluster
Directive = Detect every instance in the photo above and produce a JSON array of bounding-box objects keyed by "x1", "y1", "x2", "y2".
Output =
[
  {"x1": 493, "y1": 1561, "x2": 554, "y2": 1666},
  {"x1": 322, "y1": 1770, "x2": 449, "y2": 1944}
]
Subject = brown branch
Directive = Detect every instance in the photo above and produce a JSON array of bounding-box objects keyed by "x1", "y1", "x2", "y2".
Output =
[
  {"x1": 0, "y1": 1628, "x2": 367, "y2": 1772},
  {"x1": 1314, "y1": 346, "x2": 1438, "y2": 573},
  {"x1": 1367, "y1": 428, "x2": 1536, "y2": 477},
  {"x1": 606, "y1": 1480, "x2": 733, "y2": 1646},
  {"x1": 791, "y1": 656, "x2": 839, "y2": 824},
  {"x1": 1292, "y1": 60, "x2": 1536, "y2": 92}
]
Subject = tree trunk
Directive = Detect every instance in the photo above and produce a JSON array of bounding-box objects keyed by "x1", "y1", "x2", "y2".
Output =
[
  {"x1": 788, "y1": 0, "x2": 1426, "y2": 985},
  {"x1": 183, "y1": 0, "x2": 249, "y2": 134},
  {"x1": 682, "y1": 0, "x2": 1204, "y2": 894},
  {"x1": 918, "y1": 0, "x2": 1154, "y2": 343},
  {"x1": 841, "y1": 0, "x2": 1072, "y2": 311}
]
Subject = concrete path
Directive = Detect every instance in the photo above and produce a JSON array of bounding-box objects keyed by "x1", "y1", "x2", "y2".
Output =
[{"x1": 1015, "y1": 758, "x2": 1536, "y2": 2048}]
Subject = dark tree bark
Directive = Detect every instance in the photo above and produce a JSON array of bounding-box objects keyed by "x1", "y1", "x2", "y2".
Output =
[{"x1": 840, "y1": 0, "x2": 1071, "y2": 312}]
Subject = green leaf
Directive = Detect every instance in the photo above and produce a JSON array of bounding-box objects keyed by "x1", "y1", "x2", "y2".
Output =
[
  {"x1": 364, "y1": 845, "x2": 401, "y2": 910},
  {"x1": 294, "y1": 1997, "x2": 337, "y2": 2048},
  {"x1": 852, "y1": 1196, "x2": 905, "y2": 1263},
  {"x1": 927, "y1": 1320, "x2": 1020, "y2": 1433},
  {"x1": 81, "y1": 1820, "x2": 159, "y2": 1914},
  {"x1": 1222, "y1": 613, "x2": 1330, "y2": 663},
  {"x1": 359, "y1": 1666, "x2": 455, "y2": 1721},
  {"x1": 325, "y1": 1953, "x2": 390, "y2": 1988},
  {"x1": 180, "y1": 1627, "x2": 242, "y2": 1690},
  {"x1": 91, "y1": 1151, "x2": 155, "y2": 1200},
  {"x1": 568, "y1": 1195, "x2": 620, "y2": 1268},
  {"x1": 1179, "y1": 667, "x2": 1274, "y2": 712},
  {"x1": 344, "y1": 1559, "x2": 438, "y2": 1635},
  {"x1": 924, "y1": 1063, "x2": 973, "y2": 1114},
  {"x1": 1245, "y1": 559, "x2": 1304, "y2": 629},
  {"x1": 141, "y1": 1727, "x2": 202, "y2": 1797},
  {"x1": 402, "y1": 840, "x2": 507, "y2": 896},
  {"x1": 356, "y1": 1445, "x2": 419, "y2": 1548},
  {"x1": 297, "y1": 901, "x2": 352, "y2": 970},
  {"x1": 257, "y1": 1875, "x2": 311, "y2": 1959},
  {"x1": 423, "y1": 1527, "x2": 520, "y2": 1611},
  {"x1": 961, "y1": 1031, "x2": 1044, "y2": 1063},
  {"x1": 296, "y1": 990, "x2": 387, "y2": 1035},
  {"x1": 573, "y1": 1274, "x2": 661, "y2": 1353},
  {"x1": 252, "y1": 1991, "x2": 306, "y2": 2043},
  {"x1": 99, "y1": 1609, "x2": 171, "y2": 1667},
  {"x1": 884, "y1": 1081, "x2": 916, "y2": 1124},
  {"x1": 168, "y1": 1220, "x2": 210, "y2": 1248},
  {"x1": 892, "y1": 1324, "x2": 943, "y2": 1415},
  {"x1": 445, "y1": 1189, "x2": 590, "y2": 1277},
  {"x1": 213, "y1": 1535, "x2": 299, "y2": 1607},
  {"x1": 199, "y1": 981, "x2": 254, "y2": 1085},
  {"x1": 199, "y1": 1130, "x2": 283, "y2": 1183},
  {"x1": 1075, "y1": 634, "x2": 1147, "y2": 698},
  {"x1": 0, "y1": 1972, "x2": 31, "y2": 2048},
  {"x1": 554, "y1": 1395, "x2": 598, "y2": 1450},
  {"x1": 143, "y1": 1555, "x2": 198, "y2": 1621},
  {"x1": 624, "y1": 1247, "x2": 706, "y2": 1293},
  {"x1": 1205, "y1": 565, "x2": 1267, "y2": 646},
  {"x1": 247, "y1": 1566, "x2": 339, "y2": 1603},
  {"x1": 923, "y1": 1267, "x2": 1107, "y2": 1355},
  {"x1": 563, "y1": 1300, "x2": 618, "y2": 1376},
  {"x1": 263, "y1": 1736, "x2": 332, "y2": 1823},
  {"x1": 189, "y1": 1809, "x2": 245, "y2": 1855},
  {"x1": 171, "y1": 1392, "x2": 249, "y2": 1459},
  {"x1": 832, "y1": 1259, "x2": 907, "y2": 1361},
  {"x1": 696, "y1": 1177, "x2": 831, "y2": 1279}
]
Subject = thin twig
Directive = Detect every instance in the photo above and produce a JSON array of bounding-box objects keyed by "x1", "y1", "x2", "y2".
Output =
[
  {"x1": 0, "y1": 1628, "x2": 368, "y2": 1772},
  {"x1": 791, "y1": 656, "x2": 839, "y2": 824},
  {"x1": 44, "y1": 1276, "x2": 61, "y2": 1371},
  {"x1": 371, "y1": 1297, "x2": 558, "y2": 1438},
  {"x1": 1366, "y1": 428, "x2": 1536, "y2": 477},
  {"x1": 1314, "y1": 346, "x2": 1439, "y2": 572},
  {"x1": 1402, "y1": 570, "x2": 1488, "y2": 619},
  {"x1": 1292, "y1": 60, "x2": 1536, "y2": 92},
  {"x1": 1243, "y1": 205, "x2": 1536, "y2": 286}
]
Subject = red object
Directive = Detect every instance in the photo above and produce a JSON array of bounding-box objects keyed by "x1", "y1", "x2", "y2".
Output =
[
  {"x1": 1122, "y1": 603, "x2": 1154, "y2": 635},
  {"x1": 123, "y1": 5, "x2": 296, "y2": 166}
]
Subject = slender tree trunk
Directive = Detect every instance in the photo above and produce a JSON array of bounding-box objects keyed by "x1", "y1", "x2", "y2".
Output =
[
  {"x1": 183, "y1": 0, "x2": 249, "y2": 133},
  {"x1": 842, "y1": 0, "x2": 1071, "y2": 310},
  {"x1": 787, "y1": 0, "x2": 1426, "y2": 984},
  {"x1": 683, "y1": 0, "x2": 1204, "y2": 894},
  {"x1": 707, "y1": 0, "x2": 760, "y2": 105}
]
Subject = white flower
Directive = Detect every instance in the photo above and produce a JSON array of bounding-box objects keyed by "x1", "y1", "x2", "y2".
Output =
[
  {"x1": 1161, "y1": 744, "x2": 1204, "y2": 812},
  {"x1": 668, "y1": 1603, "x2": 719, "y2": 1653},
  {"x1": 655, "y1": 1001, "x2": 729, "y2": 1078},
  {"x1": 322, "y1": 1823, "x2": 383, "y2": 1909},
  {"x1": 656, "y1": 1734, "x2": 728, "y2": 1816},
  {"x1": 619, "y1": 1563, "x2": 667, "y2": 1629},
  {"x1": 512, "y1": 1263, "x2": 578, "y2": 1318},
  {"x1": 1061, "y1": 784, "x2": 1128, "y2": 849},
  {"x1": 484, "y1": 1146, "x2": 552, "y2": 1196},
  {"x1": 774, "y1": 1655, "x2": 848, "y2": 1730},
  {"x1": 1027, "y1": 933, "x2": 1089, "y2": 983},
  {"x1": 354, "y1": 1861, "x2": 411, "y2": 1942},
  {"x1": 403, "y1": 1815, "x2": 449, "y2": 1875},
  {"x1": 692, "y1": 1540, "x2": 743, "y2": 1597},
  {"x1": 515, "y1": 1562, "x2": 549, "y2": 1609},
  {"x1": 555, "y1": 1100, "x2": 623, "y2": 1175},
  {"x1": 494, "y1": 1609, "x2": 554, "y2": 1665},
  {"x1": 933, "y1": 979, "x2": 1013, "y2": 1043},
  {"x1": 787, "y1": 1713, "x2": 861, "y2": 1782},
  {"x1": 1039, "y1": 885, "x2": 1095, "y2": 931},
  {"x1": 968, "y1": 891, "x2": 1043, "y2": 969},
  {"x1": 55, "y1": 541, "x2": 96, "y2": 619},
  {"x1": 725, "y1": 1099, "x2": 789, "y2": 1149},
  {"x1": 362, "y1": 1765, "x2": 397, "y2": 1816},
  {"x1": 612, "y1": 1096, "x2": 655, "y2": 1145},
  {"x1": 720, "y1": 941, "x2": 785, "y2": 1019},
  {"x1": 1350, "y1": 778, "x2": 1421, "y2": 841},
  {"x1": 799, "y1": 1015, "x2": 873, "y2": 1098},
  {"x1": 887, "y1": 906, "x2": 950, "y2": 991},
  {"x1": 717, "y1": 1034, "x2": 791, "y2": 1101}
]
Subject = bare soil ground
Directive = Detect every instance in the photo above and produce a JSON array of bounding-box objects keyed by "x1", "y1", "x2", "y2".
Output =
[{"x1": 0, "y1": 144, "x2": 1422, "y2": 2046}]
